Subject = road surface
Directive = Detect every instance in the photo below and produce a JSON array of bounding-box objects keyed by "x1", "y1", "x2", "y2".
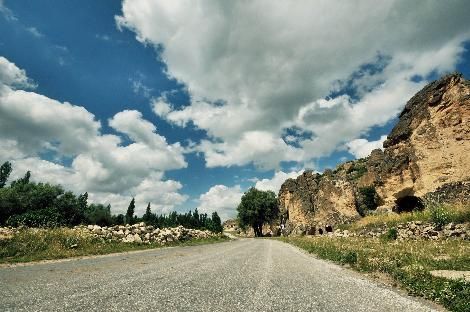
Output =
[{"x1": 0, "y1": 239, "x2": 439, "y2": 311}]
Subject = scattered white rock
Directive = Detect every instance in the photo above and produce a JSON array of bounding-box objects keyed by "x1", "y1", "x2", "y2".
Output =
[
  {"x1": 333, "y1": 221, "x2": 469, "y2": 240},
  {"x1": 69, "y1": 223, "x2": 220, "y2": 244},
  {"x1": 123, "y1": 234, "x2": 135, "y2": 243},
  {"x1": 92, "y1": 225, "x2": 102, "y2": 234},
  {"x1": 0, "y1": 223, "x2": 223, "y2": 245},
  {"x1": 133, "y1": 233, "x2": 142, "y2": 243}
]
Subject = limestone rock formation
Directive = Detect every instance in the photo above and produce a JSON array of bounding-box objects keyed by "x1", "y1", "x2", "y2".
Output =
[
  {"x1": 279, "y1": 73, "x2": 470, "y2": 235},
  {"x1": 278, "y1": 170, "x2": 360, "y2": 235},
  {"x1": 367, "y1": 73, "x2": 470, "y2": 209}
]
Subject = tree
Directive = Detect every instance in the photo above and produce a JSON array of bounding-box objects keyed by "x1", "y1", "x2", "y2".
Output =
[
  {"x1": 192, "y1": 208, "x2": 200, "y2": 228},
  {"x1": 78, "y1": 192, "x2": 88, "y2": 212},
  {"x1": 85, "y1": 203, "x2": 112, "y2": 226},
  {"x1": 237, "y1": 187, "x2": 279, "y2": 237},
  {"x1": 200, "y1": 213, "x2": 208, "y2": 228},
  {"x1": 142, "y1": 202, "x2": 153, "y2": 223},
  {"x1": 55, "y1": 191, "x2": 86, "y2": 225},
  {"x1": 113, "y1": 214, "x2": 125, "y2": 225},
  {"x1": 210, "y1": 211, "x2": 223, "y2": 233},
  {"x1": 17, "y1": 171, "x2": 31, "y2": 185},
  {"x1": 0, "y1": 161, "x2": 12, "y2": 188},
  {"x1": 0, "y1": 170, "x2": 90, "y2": 227},
  {"x1": 125, "y1": 197, "x2": 135, "y2": 224}
]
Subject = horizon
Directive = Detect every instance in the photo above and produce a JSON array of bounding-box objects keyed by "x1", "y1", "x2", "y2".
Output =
[{"x1": 1, "y1": 1, "x2": 470, "y2": 221}]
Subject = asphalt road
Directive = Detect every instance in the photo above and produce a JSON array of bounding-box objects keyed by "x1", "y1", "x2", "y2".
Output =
[{"x1": 0, "y1": 239, "x2": 439, "y2": 312}]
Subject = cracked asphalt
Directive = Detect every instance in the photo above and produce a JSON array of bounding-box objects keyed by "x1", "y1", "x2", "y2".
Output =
[{"x1": 0, "y1": 239, "x2": 440, "y2": 311}]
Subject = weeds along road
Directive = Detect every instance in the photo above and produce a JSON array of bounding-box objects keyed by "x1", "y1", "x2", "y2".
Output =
[{"x1": 0, "y1": 239, "x2": 439, "y2": 312}]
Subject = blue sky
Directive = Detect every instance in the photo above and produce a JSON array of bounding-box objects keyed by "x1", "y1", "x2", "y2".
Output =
[{"x1": 1, "y1": 1, "x2": 469, "y2": 219}]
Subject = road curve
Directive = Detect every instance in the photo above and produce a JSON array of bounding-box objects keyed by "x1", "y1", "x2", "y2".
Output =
[{"x1": 0, "y1": 239, "x2": 439, "y2": 312}]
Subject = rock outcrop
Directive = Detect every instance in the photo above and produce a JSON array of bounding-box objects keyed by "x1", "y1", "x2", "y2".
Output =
[
  {"x1": 279, "y1": 73, "x2": 470, "y2": 235},
  {"x1": 278, "y1": 169, "x2": 361, "y2": 235}
]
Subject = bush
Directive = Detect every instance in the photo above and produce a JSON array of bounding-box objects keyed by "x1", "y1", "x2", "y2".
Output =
[
  {"x1": 6, "y1": 208, "x2": 62, "y2": 227},
  {"x1": 340, "y1": 251, "x2": 358, "y2": 264},
  {"x1": 356, "y1": 186, "x2": 379, "y2": 216},
  {"x1": 430, "y1": 204, "x2": 451, "y2": 229},
  {"x1": 384, "y1": 227, "x2": 398, "y2": 240},
  {"x1": 85, "y1": 204, "x2": 113, "y2": 226},
  {"x1": 347, "y1": 162, "x2": 368, "y2": 180},
  {"x1": 0, "y1": 173, "x2": 86, "y2": 226}
]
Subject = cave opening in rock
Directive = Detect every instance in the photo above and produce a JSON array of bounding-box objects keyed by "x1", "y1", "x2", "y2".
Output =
[
  {"x1": 318, "y1": 228, "x2": 324, "y2": 235},
  {"x1": 395, "y1": 196, "x2": 425, "y2": 213},
  {"x1": 325, "y1": 225, "x2": 333, "y2": 233}
]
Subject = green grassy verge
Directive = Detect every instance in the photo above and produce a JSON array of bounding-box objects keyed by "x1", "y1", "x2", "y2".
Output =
[
  {"x1": 0, "y1": 228, "x2": 229, "y2": 264},
  {"x1": 280, "y1": 236, "x2": 470, "y2": 312}
]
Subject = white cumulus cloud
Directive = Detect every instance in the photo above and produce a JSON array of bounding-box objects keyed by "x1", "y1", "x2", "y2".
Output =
[
  {"x1": 0, "y1": 56, "x2": 36, "y2": 89},
  {"x1": 197, "y1": 185, "x2": 243, "y2": 221},
  {"x1": 346, "y1": 135, "x2": 388, "y2": 159},
  {"x1": 117, "y1": 0, "x2": 470, "y2": 169},
  {"x1": 0, "y1": 56, "x2": 187, "y2": 216},
  {"x1": 255, "y1": 170, "x2": 304, "y2": 193}
]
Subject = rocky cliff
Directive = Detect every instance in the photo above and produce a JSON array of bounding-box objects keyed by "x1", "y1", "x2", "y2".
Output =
[{"x1": 279, "y1": 73, "x2": 470, "y2": 235}]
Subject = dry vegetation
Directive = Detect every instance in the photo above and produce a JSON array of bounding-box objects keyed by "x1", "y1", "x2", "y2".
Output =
[
  {"x1": 281, "y1": 236, "x2": 469, "y2": 311},
  {"x1": 0, "y1": 227, "x2": 228, "y2": 264},
  {"x1": 338, "y1": 202, "x2": 470, "y2": 232},
  {"x1": 280, "y1": 204, "x2": 470, "y2": 312}
]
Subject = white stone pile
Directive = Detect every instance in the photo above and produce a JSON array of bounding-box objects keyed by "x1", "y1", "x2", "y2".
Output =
[
  {"x1": 395, "y1": 221, "x2": 468, "y2": 240},
  {"x1": 73, "y1": 222, "x2": 218, "y2": 244}
]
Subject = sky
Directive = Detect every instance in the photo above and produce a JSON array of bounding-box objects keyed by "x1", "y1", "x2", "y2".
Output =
[{"x1": 1, "y1": 1, "x2": 470, "y2": 220}]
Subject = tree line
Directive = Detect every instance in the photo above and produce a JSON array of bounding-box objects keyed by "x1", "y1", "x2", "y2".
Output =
[{"x1": 0, "y1": 161, "x2": 222, "y2": 232}]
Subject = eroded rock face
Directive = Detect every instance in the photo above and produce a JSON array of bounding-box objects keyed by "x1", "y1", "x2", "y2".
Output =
[
  {"x1": 368, "y1": 73, "x2": 470, "y2": 209},
  {"x1": 279, "y1": 170, "x2": 361, "y2": 235},
  {"x1": 279, "y1": 73, "x2": 470, "y2": 235}
]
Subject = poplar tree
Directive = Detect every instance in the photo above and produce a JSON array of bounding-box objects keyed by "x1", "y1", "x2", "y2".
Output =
[{"x1": 126, "y1": 197, "x2": 135, "y2": 224}]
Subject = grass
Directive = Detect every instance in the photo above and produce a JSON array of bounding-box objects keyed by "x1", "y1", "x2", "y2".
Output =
[
  {"x1": 0, "y1": 227, "x2": 229, "y2": 264},
  {"x1": 337, "y1": 202, "x2": 470, "y2": 232},
  {"x1": 280, "y1": 236, "x2": 470, "y2": 312}
]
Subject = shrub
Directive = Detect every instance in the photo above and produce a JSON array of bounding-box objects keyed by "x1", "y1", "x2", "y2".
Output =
[
  {"x1": 430, "y1": 204, "x2": 451, "y2": 229},
  {"x1": 85, "y1": 204, "x2": 113, "y2": 226},
  {"x1": 6, "y1": 208, "x2": 62, "y2": 227},
  {"x1": 356, "y1": 186, "x2": 379, "y2": 216},
  {"x1": 341, "y1": 251, "x2": 358, "y2": 264},
  {"x1": 384, "y1": 227, "x2": 398, "y2": 240},
  {"x1": 347, "y1": 164, "x2": 368, "y2": 180},
  {"x1": 449, "y1": 204, "x2": 470, "y2": 224},
  {"x1": 0, "y1": 172, "x2": 86, "y2": 226}
]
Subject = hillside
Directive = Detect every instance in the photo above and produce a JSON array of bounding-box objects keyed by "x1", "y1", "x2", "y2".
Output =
[{"x1": 279, "y1": 73, "x2": 470, "y2": 235}]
